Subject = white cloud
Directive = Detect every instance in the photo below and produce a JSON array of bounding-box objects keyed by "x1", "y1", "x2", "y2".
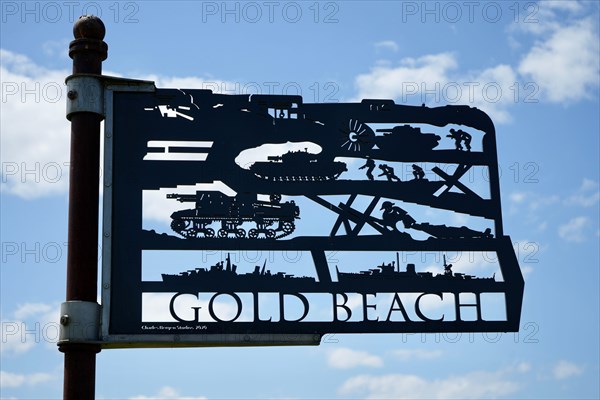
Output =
[
  {"x1": 558, "y1": 216, "x2": 590, "y2": 242},
  {"x1": 1, "y1": 302, "x2": 60, "y2": 355},
  {"x1": 521, "y1": 265, "x2": 534, "y2": 277},
  {"x1": 552, "y1": 360, "x2": 584, "y2": 380},
  {"x1": 518, "y1": 18, "x2": 599, "y2": 103},
  {"x1": 544, "y1": 0, "x2": 585, "y2": 13},
  {"x1": 42, "y1": 39, "x2": 71, "y2": 58},
  {"x1": 506, "y1": 191, "x2": 560, "y2": 217},
  {"x1": 469, "y1": 64, "x2": 517, "y2": 123},
  {"x1": 565, "y1": 178, "x2": 600, "y2": 207},
  {"x1": 13, "y1": 302, "x2": 53, "y2": 320},
  {"x1": 326, "y1": 347, "x2": 383, "y2": 369},
  {"x1": 0, "y1": 371, "x2": 26, "y2": 388},
  {"x1": 0, "y1": 323, "x2": 36, "y2": 355},
  {"x1": 354, "y1": 52, "x2": 457, "y2": 101},
  {"x1": 510, "y1": 192, "x2": 527, "y2": 204},
  {"x1": 338, "y1": 368, "x2": 522, "y2": 399},
  {"x1": 1, "y1": 49, "x2": 71, "y2": 199},
  {"x1": 510, "y1": 1, "x2": 587, "y2": 36},
  {"x1": 516, "y1": 362, "x2": 532, "y2": 373},
  {"x1": 528, "y1": 194, "x2": 561, "y2": 211},
  {"x1": 374, "y1": 40, "x2": 399, "y2": 52},
  {"x1": 0, "y1": 370, "x2": 53, "y2": 388},
  {"x1": 355, "y1": 3, "x2": 599, "y2": 121},
  {"x1": 353, "y1": 52, "x2": 519, "y2": 123},
  {"x1": 391, "y1": 348, "x2": 443, "y2": 361},
  {"x1": 0, "y1": 49, "x2": 242, "y2": 200},
  {"x1": 130, "y1": 386, "x2": 207, "y2": 400}
]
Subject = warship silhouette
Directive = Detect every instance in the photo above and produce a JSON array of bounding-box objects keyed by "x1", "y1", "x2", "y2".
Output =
[
  {"x1": 149, "y1": 252, "x2": 498, "y2": 294},
  {"x1": 336, "y1": 254, "x2": 495, "y2": 283},
  {"x1": 161, "y1": 253, "x2": 316, "y2": 287}
]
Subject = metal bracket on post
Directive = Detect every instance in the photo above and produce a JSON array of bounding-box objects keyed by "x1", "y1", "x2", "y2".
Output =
[
  {"x1": 59, "y1": 301, "x2": 101, "y2": 344},
  {"x1": 65, "y1": 74, "x2": 105, "y2": 121}
]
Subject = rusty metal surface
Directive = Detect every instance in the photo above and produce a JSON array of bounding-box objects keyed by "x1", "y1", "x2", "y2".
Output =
[{"x1": 59, "y1": 14, "x2": 106, "y2": 400}]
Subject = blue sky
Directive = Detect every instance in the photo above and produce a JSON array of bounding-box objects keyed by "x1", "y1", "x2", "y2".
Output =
[{"x1": 1, "y1": 1, "x2": 599, "y2": 399}]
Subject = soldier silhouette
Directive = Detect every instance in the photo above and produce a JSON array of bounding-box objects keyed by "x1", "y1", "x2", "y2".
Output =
[
  {"x1": 359, "y1": 157, "x2": 376, "y2": 180},
  {"x1": 412, "y1": 164, "x2": 425, "y2": 180},
  {"x1": 447, "y1": 128, "x2": 472, "y2": 151},
  {"x1": 460, "y1": 129, "x2": 472, "y2": 151},
  {"x1": 447, "y1": 128, "x2": 463, "y2": 150},
  {"x1": 380, "y1": 201, "x2": 416, "y2": 232},
  {"x1": 378, "y1": 164, "x2": 401, "y2": 182}
]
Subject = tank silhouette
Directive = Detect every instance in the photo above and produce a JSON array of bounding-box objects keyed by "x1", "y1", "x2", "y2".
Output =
[
  {"x1": 167, "y1": 191, "x2": 299, "y2": 239},
  {"x1": 249, "y1": 149, "x2": 347, "y2": 181},
  {"x1": 374, "y1": 125, "x2": 441, "y2": 156}
]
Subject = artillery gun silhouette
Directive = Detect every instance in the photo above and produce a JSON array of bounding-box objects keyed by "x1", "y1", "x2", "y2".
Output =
[{"x1": 167, "y1": 191, "x2": 299, "y2": 239}]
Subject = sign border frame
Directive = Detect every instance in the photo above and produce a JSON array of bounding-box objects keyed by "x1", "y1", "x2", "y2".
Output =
[{"x1": 99, "y1": 79, "x2": 523, "y2": 348}]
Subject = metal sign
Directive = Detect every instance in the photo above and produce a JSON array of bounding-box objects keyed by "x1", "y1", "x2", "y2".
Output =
[{"x1": 101, "y1": 83, "x2": 524, "y2": 347}]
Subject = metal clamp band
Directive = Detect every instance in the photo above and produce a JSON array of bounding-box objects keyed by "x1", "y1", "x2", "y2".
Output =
[
  {"x1": 65, "y1": 75, "x2": 104, "y2": 120},
  {"x1": 59, "y1": 301, "x2": 101, "y2": 343}
]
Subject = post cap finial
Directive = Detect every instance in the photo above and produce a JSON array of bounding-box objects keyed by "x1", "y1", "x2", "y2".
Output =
[{"x1": 73, "y1": 15, "x2": 105, "y2": 40}]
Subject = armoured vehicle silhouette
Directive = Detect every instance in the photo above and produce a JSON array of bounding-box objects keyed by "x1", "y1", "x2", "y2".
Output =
[
  {"x1": 249, "y1": 149, "x2": 347, "y2": 181},
  {"x1": 374, "y1": 125, "x2": 441, "y2": 156},
  {"x1": 167, "y1": 191, "x2": 299, "y2": 239}
]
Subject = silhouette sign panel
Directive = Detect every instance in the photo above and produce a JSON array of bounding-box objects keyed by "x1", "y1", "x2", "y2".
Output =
[{"x1": 102, "y1": 86, "x2": 524, "y2": 343}]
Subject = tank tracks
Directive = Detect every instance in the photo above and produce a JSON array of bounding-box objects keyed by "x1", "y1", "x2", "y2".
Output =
[
  {"x1": 170, "y1": 217, "x2": 295, "y2": 240},
  {"x1": 253, "y1": 173, "x2": 344, "y2": 182}
]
